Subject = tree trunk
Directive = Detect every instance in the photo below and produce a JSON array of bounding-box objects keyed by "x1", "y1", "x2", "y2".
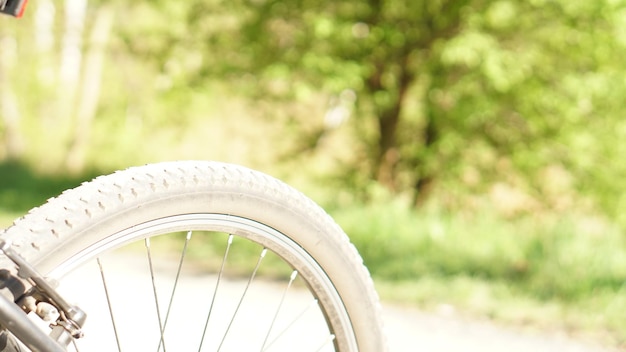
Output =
[
  {"x1": 369, "y1": 59, "x2": 414, "y2": 191},
  {"x1": 57, "y1": 0, "x2": 87, "y2": 123},
  {"x1": 413, "y1": 106, "x2": 438, "y2": 205},
  {"x1": 65, "y1": 6, "x2": 114, "y2": 174},
  {"x1": 0, "y1": 34, "x2": 24, "y2": 160},
  {"x1": 34, "y1": 0, "x2": 57, "y2": 88},
  {"x1": 375, "y1": 102, "x2": 402, "y2": 190}
]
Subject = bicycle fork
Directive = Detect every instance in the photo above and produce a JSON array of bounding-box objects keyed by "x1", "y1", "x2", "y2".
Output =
[{"x1": 0, "y1": 240, "x2": 86, "y2": 352}]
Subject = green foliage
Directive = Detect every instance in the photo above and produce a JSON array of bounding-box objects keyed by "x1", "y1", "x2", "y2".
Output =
[
  {"x1": 110, "y1": 0, "x2": 626, "y2": 228},
  {"x1": 5, "y1": 0, "x2": 626, "y2": 226},
  {"x1": 332, "y1": 196, "x2": 624, "y2": 299},
  {"x1": 329, "y1": 194, "x2": 626, "y2": 344}
]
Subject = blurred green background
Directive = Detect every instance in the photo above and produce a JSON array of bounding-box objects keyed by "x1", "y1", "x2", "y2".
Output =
[{"x1": 1, "y1": 0, "x2": 625, "y2": 348}]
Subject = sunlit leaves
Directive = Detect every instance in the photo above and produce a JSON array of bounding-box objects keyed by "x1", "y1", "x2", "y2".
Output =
[
  {"x1": 485, "y1": 1, "x2": 517, "y2": 30},
  {"x1": 442, "y1": 31, "x2": 496, "y2": 68}
]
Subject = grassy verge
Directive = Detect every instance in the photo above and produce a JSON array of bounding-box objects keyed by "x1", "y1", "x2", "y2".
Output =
[
  {"x1": 0, "y1": 160, "x2": 98, "y2": 229},
  {"x1": 329, "y1": 196, "x2": 626, "y2": 348},
  {"x1": 0, "y1": 212, "x2": 19, "y2": 229}
]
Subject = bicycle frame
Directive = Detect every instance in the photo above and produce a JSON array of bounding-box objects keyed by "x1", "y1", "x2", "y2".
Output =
[
  {"x1": 0, "y1": 0, "x2": 28, "y2": 17},
  {"x1": 0, "y1": 294, "x2": 66, "y2": 351},
  {"x1": 0, "y1": 240, "x2": 86, "y2": 351}
]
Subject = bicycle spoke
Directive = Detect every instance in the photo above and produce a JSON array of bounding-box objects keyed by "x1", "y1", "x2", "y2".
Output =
[
  {"x1": 198, "y1": 234, "x2": 234, "y2": 351},
  {"x1": 217, "y1": 248, "x2": 267, "y2": 351},
  {"x1": 314, "y1": 334, "x2": 336, "y2": 352},
  {"x1": 97, "y1": 258, "x2": 122, "y2": 352},
  {"x1": 260, "y1": 270, "x2": 299, "y2": 351},
  {"x1": 156, "y1": 230, "x2": 191, "y2": 352},
  {"x1": 71, "y1": 337, "x2": 81, "y2": 352},
  {"x1": 263, "y1": 298, "x2": 320, "y2": 351},
  {"x1": 145, "y1": 238, "x2": 167, "y2": 352}
]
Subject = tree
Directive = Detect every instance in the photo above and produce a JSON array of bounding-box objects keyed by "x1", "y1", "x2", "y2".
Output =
[
  {"x1": 171, "y1": 0, "x2": 489, "y2": 199},
  {"x1": 119, "y1": 0, "x2": 626, "y2": 218},
  {"x1": 6, "y1": 0, "x2": 626, "y2": 224},
  {"x1": 243, "y1": 0, "x2": 625, "y2": 210}
]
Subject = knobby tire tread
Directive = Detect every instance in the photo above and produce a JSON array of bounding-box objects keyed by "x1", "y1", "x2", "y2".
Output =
[{"x1": 0, "y1": 161, "x2": 386, "y2": 352}]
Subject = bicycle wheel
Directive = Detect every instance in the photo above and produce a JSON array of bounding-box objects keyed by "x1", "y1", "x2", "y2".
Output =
[{"x1": 0, "y1": 161, "x2": 386, "y2": 351}]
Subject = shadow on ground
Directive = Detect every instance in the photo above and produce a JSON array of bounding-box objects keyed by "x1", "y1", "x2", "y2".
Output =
[{"x1": 0, "y1": 160, "x2": 101, "y2": 214}]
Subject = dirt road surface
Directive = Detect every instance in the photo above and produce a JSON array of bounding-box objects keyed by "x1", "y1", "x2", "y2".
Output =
[{"x1": 382, "y1": 303, "x2": 618, "y2": 352}]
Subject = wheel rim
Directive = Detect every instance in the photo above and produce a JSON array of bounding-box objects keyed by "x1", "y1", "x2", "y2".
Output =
[{"x1": 49, "y1": 214, "x2": 358, "y2": 352}]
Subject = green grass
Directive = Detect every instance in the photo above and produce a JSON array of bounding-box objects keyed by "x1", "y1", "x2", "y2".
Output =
[
  {"x1": 0, "y1": 160, "x2": 99, "y2": 229},
  {"x1": 0, "y1": 212, "x2": 19, "y2": 229},
  {"x1": 328, "y1": 195, "x2": 626, "y2": 348}
]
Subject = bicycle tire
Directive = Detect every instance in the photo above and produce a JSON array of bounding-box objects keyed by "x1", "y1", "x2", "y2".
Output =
[{"x1": 0, "y1": 161, "x2": 386, "y2": 351}]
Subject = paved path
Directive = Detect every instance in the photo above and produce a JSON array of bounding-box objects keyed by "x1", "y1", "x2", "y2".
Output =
[
  {"x1": 53, "y1": 253, "x2": 619, "y2": 352},
  {"x1": 382, "y1": 303, "x2": 618, "y2": 352}
]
